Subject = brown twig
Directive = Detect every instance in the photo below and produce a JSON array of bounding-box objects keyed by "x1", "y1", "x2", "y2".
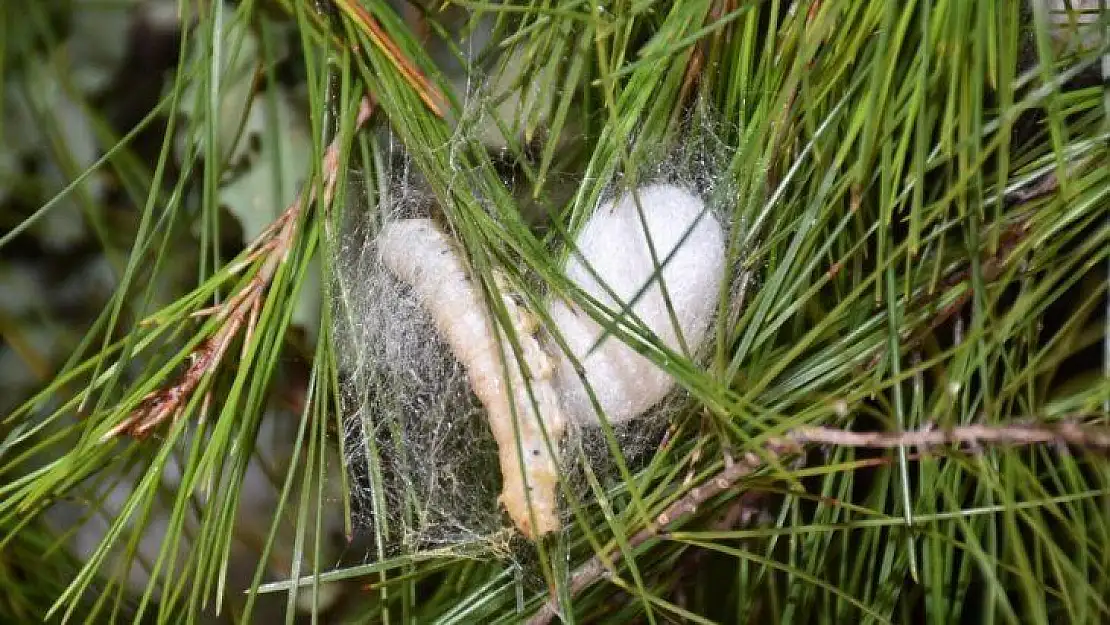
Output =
[
  {"x1": 103, "y1": 97, "x2": 375, "y2": 441},
  {"x1": 788, "y1": 422, "x2": 1110, "y2": 451},
  {"x1": 527, "y1": 418, "x2": 1110, "y2": 624}
]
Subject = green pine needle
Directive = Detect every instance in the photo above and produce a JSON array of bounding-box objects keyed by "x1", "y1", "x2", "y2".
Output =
[{"x1": 1, "y1": 0, "x2": 1108, "y2": 623}]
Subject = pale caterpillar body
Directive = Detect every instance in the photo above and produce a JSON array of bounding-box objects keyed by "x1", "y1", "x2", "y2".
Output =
[
  {"x1": 549, "y1": 184, "x2": 726, "y2": 425},
  {"x1": 377, "y1": 219, "x2": 566, "y2": 539},
  {"x1": 376, "y1": 183, "x2": 725, "y2": 539}
]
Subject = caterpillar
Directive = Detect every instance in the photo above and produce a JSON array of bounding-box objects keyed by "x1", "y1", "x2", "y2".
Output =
[
  {"x1": 376, "y1": 182, "x2": 725, "y2": 539},
  {"x1": 377, "y1": 219, "x2": 567, "y2": 539}
]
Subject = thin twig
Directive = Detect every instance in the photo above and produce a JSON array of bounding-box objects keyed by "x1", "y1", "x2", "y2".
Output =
[
  {"x1": 788, "y1": 422, "x2": 1110, "y2": 450},
  {"x1": 527, "y1": 418, "x2": 1110, "y2": 624}
]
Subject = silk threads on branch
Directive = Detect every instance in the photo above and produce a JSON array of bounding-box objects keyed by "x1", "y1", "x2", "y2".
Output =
[{"x1": 373, "y1": 183, "x2": 727, "y2": 539}]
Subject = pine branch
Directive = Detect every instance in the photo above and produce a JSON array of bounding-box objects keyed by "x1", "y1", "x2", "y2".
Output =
[
  {"x1": 102, "y1": 96, "x2": 375, "y2": 440},
  {"x1": 528, "y1": 418, "x2": 1110, "y2": 624}
]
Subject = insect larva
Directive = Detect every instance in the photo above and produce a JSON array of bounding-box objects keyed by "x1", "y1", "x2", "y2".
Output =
[{"x1": 378, "y1": 219, "x2": 566, "y2": 539}]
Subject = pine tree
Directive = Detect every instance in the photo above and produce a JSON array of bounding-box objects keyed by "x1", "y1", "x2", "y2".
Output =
[{"x1": 2, "y1": 1, "x2": 1108, "y2": 622}]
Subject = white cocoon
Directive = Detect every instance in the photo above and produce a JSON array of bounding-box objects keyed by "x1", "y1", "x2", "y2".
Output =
[{"x1": 550, "y1": 183, "x2": 726, "y2": 426}]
